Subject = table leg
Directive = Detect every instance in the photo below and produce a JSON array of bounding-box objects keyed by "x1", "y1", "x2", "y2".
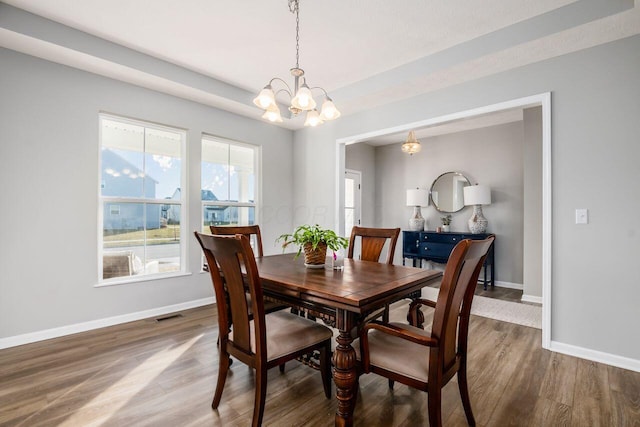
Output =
[
  {"x1": 483, "y1": 265, "x2": 488, "y2": 290},
  {"x1": 332, "y1": 309, "x2": 357, "y2": 427},
  {"x1": 407, "y1": 298, "x2": 425, "y2": 329}
]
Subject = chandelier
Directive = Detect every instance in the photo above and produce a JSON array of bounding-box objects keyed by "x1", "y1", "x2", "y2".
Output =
[
  {"x1": 401, "y1": 131, "x2": 422, "y2": 155},
  {"x1": 252, "y1": 0, "x2": 340, "y2": 126}
]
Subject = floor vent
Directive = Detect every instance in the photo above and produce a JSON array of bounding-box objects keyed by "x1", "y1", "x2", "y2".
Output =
[{"x1": 155, "y1": 314, "x2": 183, "y2": 322}]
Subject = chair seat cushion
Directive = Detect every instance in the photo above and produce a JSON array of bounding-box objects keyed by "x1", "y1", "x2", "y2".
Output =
[
  {"x1": 354, "y1": 322, "x2": 432, "y2": 383},
  {"x1": 231, "y1": 311, "x2": 333, "y2": 361}
]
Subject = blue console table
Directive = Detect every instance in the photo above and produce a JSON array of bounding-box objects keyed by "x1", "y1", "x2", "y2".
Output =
[{"x1": 402, "y1": 230, "x2": 495, "y2": 290}]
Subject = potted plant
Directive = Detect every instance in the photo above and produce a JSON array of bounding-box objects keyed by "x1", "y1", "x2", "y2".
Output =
[
  {"x1": 277, "y1": 224, "x2": 349, "y2": 268},
  {"x1": 441, "y1": 215, "x2": 452, "y2": 232}
]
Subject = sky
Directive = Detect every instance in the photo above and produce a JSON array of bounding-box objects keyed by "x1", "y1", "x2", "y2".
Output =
[{"x1": 103, "y1": 148, "x2": 254, "y2": 201}]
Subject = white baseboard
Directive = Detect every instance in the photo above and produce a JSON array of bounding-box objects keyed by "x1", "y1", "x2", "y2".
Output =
[
  {"x1": 0, "y1": 297, "x2": 215, "y2": 350},
  {"x1": 494, "y1": 281, "x2": 523, "y2": 290},
  {"x1": 550, "y1": 341, "x2": 640, "y2": 373},
  {"x1": 521, "y1": 294, "x2": 543, "y2": 304}
]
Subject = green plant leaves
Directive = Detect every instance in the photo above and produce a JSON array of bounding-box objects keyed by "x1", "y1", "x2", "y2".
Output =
[{"x1": 277, "y1": 224, "x2": 348, "y2": 258}]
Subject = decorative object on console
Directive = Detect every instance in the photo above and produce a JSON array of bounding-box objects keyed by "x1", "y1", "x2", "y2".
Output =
[
  {"x1": 463, "y1": 184, "x2": 491, "y2": 234},
  {"x1": 406, "y1": 188, "x2": 429, "y2": 231},
  {"x1": 440, "y1": 214, "x2": 452, "y2": 232},
  {"x1": 252, "y1": 0, "x2": 340, "y2": 126},
  {"x1": 401, "y1": 130, "x2": 421, "y2": 155},
  {"x1": 430, "y1": 171, "x2": 470, "y2": 213}
]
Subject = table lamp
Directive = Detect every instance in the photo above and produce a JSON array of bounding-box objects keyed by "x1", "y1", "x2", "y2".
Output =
[
  {"x1": 406, "y1": 188, "x2": 429, "y2": 231},
  {"x1": 463, "y1": 184, "x2": 491, "y2": 234}
]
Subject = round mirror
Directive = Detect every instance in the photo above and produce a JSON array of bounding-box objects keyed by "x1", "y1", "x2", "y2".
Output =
[{"x1": 430, "y1": 171, "x2": 471, "y2": 213}]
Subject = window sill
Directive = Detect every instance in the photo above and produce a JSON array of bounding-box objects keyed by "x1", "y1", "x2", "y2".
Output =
[{"x1": 95, "y1": 271, "x2": 192, "y2": 288}]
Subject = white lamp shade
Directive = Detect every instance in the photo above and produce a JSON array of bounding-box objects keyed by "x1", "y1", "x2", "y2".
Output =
[
  {"x1": 319, "y1": 98, "x2": 341, "y2": 120},
  {"x1": 291, "y1": 85, "x2": 317, "y2": 111},
  {"x1": 406, "y1": 189, "x2": 429, "y2": 206},
  {"x1": 303, "y1": 109, "x2": 323, "y2": 127},
  {"x1": 463, "y1": 185, "x2": 491, "y2": 206},
  {"x1": 262, "y1": 104, "x2": 283, "y2": 122},
  {"x1": 253, "y1": 86, "x2": 276, "y2": 109}
]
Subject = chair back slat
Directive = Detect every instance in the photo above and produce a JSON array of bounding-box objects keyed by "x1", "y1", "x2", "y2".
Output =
[
  {"x1": 195, "y1": 232, "x2": 266, "y2": 358},
  {"x1": 430, "y1": 237, "x2": 494, "y2": 370},
  {"x1": 210, "y1": 225, "x2": 264, "y2": 257},
  {"x1": 347, "y1": 226, "x2": 400, "y2": 264}
]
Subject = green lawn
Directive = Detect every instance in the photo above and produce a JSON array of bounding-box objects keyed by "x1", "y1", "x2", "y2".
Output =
[{"x1": 104, "y1": 225, "x2": 181, "y2": 247}]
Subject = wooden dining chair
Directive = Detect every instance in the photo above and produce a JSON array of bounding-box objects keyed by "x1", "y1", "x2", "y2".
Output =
[
  {"x1": 210, "y1": 225, "x2": 285, "y2": 315},
  {"x1": 347, "y1": 226, "x2": 400, "y2": 265},
  {"x1": 355, "y1": 236, "x2": 495, "y2": 427},
  {"x1": 347, "y1": 226, "x2": 401, "y2": 323},
  {"x1": 210, "y1": 224, "x2": 264, "y2": 256},
  {"x1": 194, "y1": 232, "x2": 333, "y2": 427}
]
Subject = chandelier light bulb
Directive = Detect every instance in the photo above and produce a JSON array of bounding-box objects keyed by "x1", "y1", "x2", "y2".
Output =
[
  {"x1": 291, "y1": 84, "x2": 316, "y2": 111},
  {"x1": 262, "y1": 104, "x2": 283, "y2": 122},
  {"x1": 297, "y1": 94, "x2": 310, "y2": 108},
  {"x1": 319, "y1": 98, "x2": 341, "y2": 121},
  {"x1": 253, "y1": 86, "x2": 275, "y2": 109},
  {"x1": 304, "y1": 109, "x2": 323, "y2": 127}
]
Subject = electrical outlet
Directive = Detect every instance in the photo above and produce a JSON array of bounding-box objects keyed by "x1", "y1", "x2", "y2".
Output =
[{"x1": 575, "y1": 209, "x2": 588, "y2": 224}]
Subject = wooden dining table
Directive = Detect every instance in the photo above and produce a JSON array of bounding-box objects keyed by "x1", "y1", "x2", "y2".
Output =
[{"x1": 255, "y1": 253, "x2": 443, "y2": 427}]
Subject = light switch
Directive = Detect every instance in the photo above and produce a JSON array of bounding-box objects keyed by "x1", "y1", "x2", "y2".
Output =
[{"x1": 575, "y1": 209, "x2": 588, "y2": 224}]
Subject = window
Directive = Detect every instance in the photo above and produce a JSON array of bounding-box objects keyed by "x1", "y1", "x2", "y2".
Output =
[
  {"x1": 99, "y1": 114, "x2": 186, "y2": 283},
  {"x1": 201, "y1": 135, "x2": 258, "y2": 247}
]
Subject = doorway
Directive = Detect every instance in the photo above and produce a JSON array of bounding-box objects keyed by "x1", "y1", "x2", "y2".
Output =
[{"x1": 335, "y1": 93, "x2": 551, "y2": 349}]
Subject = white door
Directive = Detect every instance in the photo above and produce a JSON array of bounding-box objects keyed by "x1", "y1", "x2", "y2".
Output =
[{"x1": 344, "y1": 169, "x2": 361, "y2": 239}]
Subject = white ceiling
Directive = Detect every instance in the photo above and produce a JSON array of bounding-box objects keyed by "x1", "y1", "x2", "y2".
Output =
[
  {"x1": 2, "y1": 0, "x2": 577, "y2": 92},
  {"x1": 2, "y1": 0, "x2": 639, "y2": 138}
]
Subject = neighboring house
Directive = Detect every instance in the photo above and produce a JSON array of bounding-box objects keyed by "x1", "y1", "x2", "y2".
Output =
[
  {"x1": 201, "y1": 189, "x2": 228, "y2": 225},
  {"x1": 101, "y1": 148, "x2": 161, "y2": 231},
  {"x1": 167, "y1": 188, "x2": 255, "y2": 225}
]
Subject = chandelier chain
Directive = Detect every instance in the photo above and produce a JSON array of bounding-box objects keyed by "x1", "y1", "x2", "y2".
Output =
[
  {"x1": 253, "y1": 0, "x2": 340, "y2": 125},
  {"x1": 289, "y1": 0, "x2": 300, "y2": 69}
]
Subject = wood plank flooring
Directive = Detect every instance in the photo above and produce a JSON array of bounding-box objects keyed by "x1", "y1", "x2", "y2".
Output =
[
  {"x1": 1, "y1": 302, "x2": 638, "y2": 426},
  {"x1": 473, "y1": 284, "x2": 525, "y2": 304}
]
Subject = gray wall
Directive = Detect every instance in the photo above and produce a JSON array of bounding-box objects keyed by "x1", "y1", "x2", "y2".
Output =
[
  {"x1": 293, "y1": 36, "x2": 640, "y2": 361},
  {"x1": 0, "y1": 48, "x2": 294, "y2": 338},
  {"x1": 523, "y1": 107, "x2": 543, "y2": 299},
  {"x1": 362, "y1": 122, "x2": 525, "y2": 285}
]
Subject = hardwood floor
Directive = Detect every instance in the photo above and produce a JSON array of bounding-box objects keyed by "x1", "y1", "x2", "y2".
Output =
[
  {"x1": 1, "y1": 302, "x2": 638, "y2": 426},
  {"x1": 473, "y1": 284, "x2": 524, "y2": 304},
  {"x1": 422, "y1": 265, "x2": 527, "y2": 304}
]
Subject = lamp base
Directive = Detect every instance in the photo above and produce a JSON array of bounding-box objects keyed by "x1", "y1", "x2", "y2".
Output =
[
  {"x1": 408, "y1": 206, "x2": 425, "y2": 231},
  {"x1": 468, "y1": 205, "x2": 488, "y2": 234}
]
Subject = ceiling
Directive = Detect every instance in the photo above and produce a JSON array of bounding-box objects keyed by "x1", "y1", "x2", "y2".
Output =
[{"x1": 2, "y1": 0, "x2": 639, "y2": 137}]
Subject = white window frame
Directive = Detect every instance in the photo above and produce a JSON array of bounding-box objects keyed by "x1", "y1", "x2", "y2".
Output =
[
  {"x1": 200, "y1": 133, "x2": 262, "y2": 273},
  {"x1": 201, "y1": 134, "x2": 260, "y2": 258},
  {"x1": 97, "y1": 113, "x2": 188, "y2": 286}
]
